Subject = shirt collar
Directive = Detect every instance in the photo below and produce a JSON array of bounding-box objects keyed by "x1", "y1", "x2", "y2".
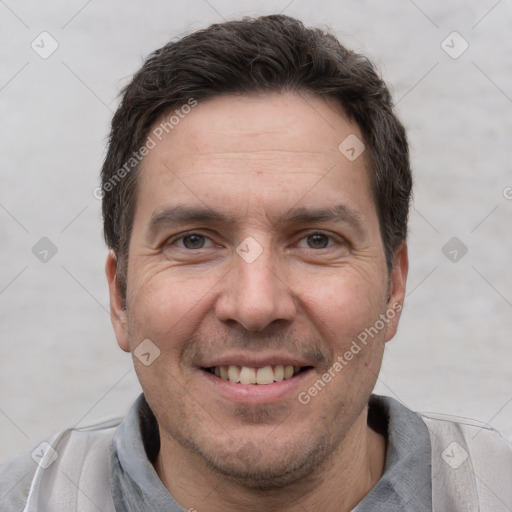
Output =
[
  {"x1": 110, "y1": 394, "x2": 181, "y2": 511},
  {"x1": 353, "y1": 395, "x2": 432, "y2": 511}
]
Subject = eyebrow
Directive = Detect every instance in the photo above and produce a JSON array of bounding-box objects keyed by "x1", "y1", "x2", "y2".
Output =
[
  {"x1": 146, "y1": 203, "x2": 367, "y2": 241},
  {"x1": 147, "y1": 205, "x2": 234, "y2": 240},
  {"x1": 273, "y1": 204, "x2": 366, "y2": 232}
]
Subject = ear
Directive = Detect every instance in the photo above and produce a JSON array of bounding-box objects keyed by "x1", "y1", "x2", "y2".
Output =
[
  {"x1": 384, "y1": 241, "x2": 408, "y2": 342},
  {"x1": 105, "y1": 251, "x2": 130, "y2": 352}
]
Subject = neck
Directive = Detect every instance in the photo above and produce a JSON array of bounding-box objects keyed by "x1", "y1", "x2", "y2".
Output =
[{"x1": 154, "y1": 412, "x2": 386, "y2": 512}]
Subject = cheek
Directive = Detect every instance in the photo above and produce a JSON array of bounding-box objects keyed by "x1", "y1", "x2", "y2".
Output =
[
  {"x1": 125, "y1": 273, "x2": 207, "y2": 412},
  {"x1": 296, "y1": 266, "x2": 388, "y2": 352},
  {"x1": 126, "y1": 268, "x2": 216, "y2": 353}
]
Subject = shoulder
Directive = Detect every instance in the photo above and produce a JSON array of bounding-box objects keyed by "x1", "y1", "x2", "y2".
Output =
[
  {"x1": 420, "y1": 411, "x2": 512, "y2": 459},
  {"x1": 420, "y1": 412, "x2": 512, "y2": 510},
  {"x1": 0, "y1": 416, "x2": 122, "y2": 512}
]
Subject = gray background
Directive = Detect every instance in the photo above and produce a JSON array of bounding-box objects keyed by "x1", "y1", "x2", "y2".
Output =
[{"x1": 1, "y1": 0, "x2": 511, "y2": 461}]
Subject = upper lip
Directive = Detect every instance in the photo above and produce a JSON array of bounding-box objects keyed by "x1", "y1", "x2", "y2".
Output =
[{"x1": 199, "y1": 353, "x2": 313, "y2": 369}]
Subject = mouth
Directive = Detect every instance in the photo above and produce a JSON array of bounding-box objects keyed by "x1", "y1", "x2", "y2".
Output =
[{"x1": 202, "y1": 365, "x2": 313, "y2": 385}]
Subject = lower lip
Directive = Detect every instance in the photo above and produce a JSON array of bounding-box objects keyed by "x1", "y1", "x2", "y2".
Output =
[{"x1": 199, "y1": 368, "x2": 313, "y2": 405}]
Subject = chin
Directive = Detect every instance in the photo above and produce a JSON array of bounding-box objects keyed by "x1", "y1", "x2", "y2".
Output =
[{"x1": 197, "y1": 437, "x2": 329, "y2": 491}]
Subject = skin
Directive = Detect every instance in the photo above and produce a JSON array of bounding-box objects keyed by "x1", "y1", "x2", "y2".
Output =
[{"x1": 106, "y1": 92, "x2": 408, "y2": 512}]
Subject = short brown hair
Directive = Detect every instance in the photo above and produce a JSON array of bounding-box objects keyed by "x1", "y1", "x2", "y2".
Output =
[{"x1": 101, "y1": 14, "x2": 412, "y2": 296}]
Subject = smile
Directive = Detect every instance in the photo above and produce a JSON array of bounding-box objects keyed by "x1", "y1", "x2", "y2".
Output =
[{"x1": 203, "y1": 365, "x2": 311, "y2": 385}]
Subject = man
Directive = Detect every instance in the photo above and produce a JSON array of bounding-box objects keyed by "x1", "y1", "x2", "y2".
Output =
[{"x1": 1, "y1": 14, "x2": 511, "y2": 512}]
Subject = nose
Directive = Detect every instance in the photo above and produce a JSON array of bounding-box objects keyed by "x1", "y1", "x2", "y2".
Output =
[{"x1": 214, "y1": 245, "x2": 297, "y2": 332}]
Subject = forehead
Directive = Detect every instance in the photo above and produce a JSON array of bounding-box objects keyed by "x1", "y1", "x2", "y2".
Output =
[
  {"x1": 147, "y1": 92, "x2": 363, "y2": 167},
  {"x1": 134, "y1": 92, "x2": 375, "y2": 225}
]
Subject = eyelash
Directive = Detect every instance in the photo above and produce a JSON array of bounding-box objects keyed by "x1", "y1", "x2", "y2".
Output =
[
  {"x1": 171, "y1": 232, "x2": 216, "y2": 250},
  {"x1": 296, "y1": 231, "x2": 339, "y2": 249},
  {"x1": 167, "y1": 230, "x2": 343, "y2": 250}
]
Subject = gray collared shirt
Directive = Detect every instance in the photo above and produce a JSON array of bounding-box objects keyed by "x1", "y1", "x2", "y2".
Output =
[{"x1": 109, "y1": 394, "x2": 432, "y2": 511}]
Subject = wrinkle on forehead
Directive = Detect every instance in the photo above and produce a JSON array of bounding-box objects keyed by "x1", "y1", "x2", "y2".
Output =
[
  {"x1": 158, "y1": 93, "x2": 358, "y2": 155},
  {"x1": 190, "y1": 149, "x2": 330, "y2": 157}
]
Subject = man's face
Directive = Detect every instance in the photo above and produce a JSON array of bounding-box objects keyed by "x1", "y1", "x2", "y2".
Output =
[{"x1": 107, "y1": 92, "x2": 407, "y2": 486}]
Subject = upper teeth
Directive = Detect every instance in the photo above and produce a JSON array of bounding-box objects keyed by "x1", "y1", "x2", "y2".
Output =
[{"x1": 212, "y1": 365, "x2": 298, "y2": 385}]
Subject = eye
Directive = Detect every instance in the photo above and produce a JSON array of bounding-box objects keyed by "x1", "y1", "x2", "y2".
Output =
[
  {"x1": 174, "y1": 233, "x2": 213, "y2": 250},
  {"x1": 305, "y1": 233, "x2": 330, "y2": 249},
  {"x1": 297, "y1": 232, "x2": 336, "y2": 249}
]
